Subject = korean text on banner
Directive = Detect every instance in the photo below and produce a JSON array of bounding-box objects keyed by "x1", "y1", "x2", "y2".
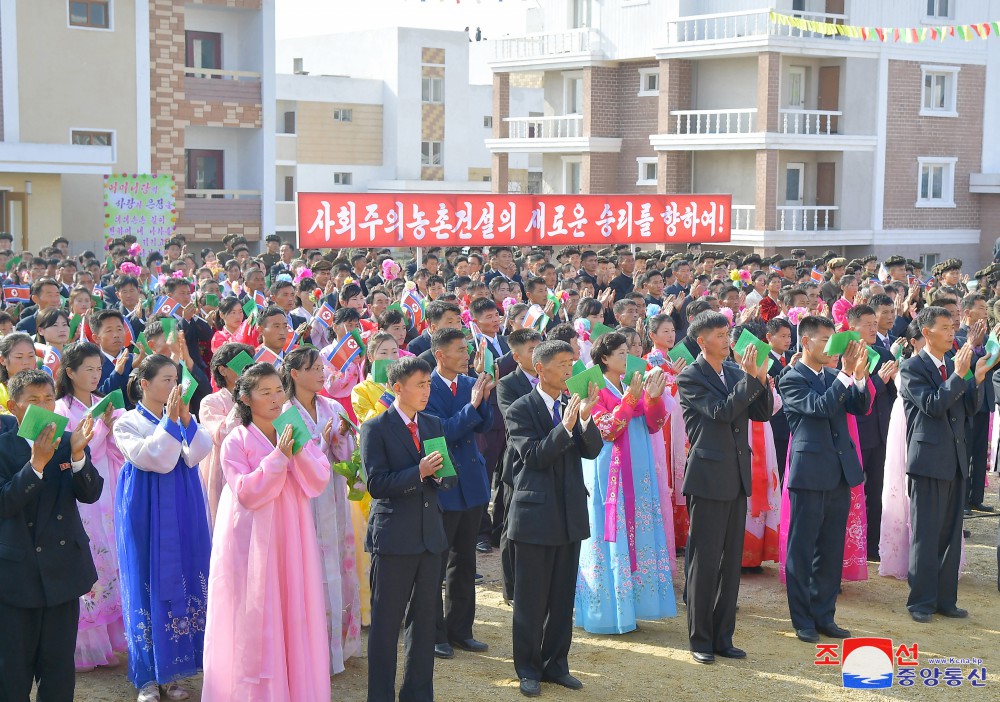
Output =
[{"x1": 103, "y1": 174, "x2": 177, "y2": 254}]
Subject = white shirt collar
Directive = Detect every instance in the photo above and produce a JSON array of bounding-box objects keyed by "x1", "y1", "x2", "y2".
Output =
[
  {"x1": 535, "y1": 385, "x2": 561, "y2": 412},
  {"x1": 392, "y1": 399, "x2": 416, "y2": 425},
  {"x1": 925, "y1": 349, "x2": 946, "y2": 368}
]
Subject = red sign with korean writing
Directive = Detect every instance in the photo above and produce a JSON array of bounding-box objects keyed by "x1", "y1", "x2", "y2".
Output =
[{"x1": 297, "y1": 193, "x2": 731, "y2": 248}]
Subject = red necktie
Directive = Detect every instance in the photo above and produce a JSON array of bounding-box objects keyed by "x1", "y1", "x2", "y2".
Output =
[
  {"x1": 939, "y1": 364, "x2": 948, "y2": 382},
  {"x1": 407, "y1": 421, "x2": 420, "y2": 452},
  {"x1": 779, "y1": 356, "x2": 787, "y2": 367},
  {"x1": 451, "y1": 380, "x2": 458, "y2": 396}
]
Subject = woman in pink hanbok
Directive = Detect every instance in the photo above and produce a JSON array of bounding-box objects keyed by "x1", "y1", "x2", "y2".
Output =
[
  {"x1": 54, "y1": 341, "x2": 126, "y2": 672},
  {"x1": 198, "y1": 342, "x2": 251, "y2": 529},
  {"x1": 281, "y1": 346, "x2": 362, "y2": 674},
  {"x1": 743, "y1": 379, "x2": 782, "y2": 570},
  {"x1": 202, "y1": 363, "x2": 331, "y2": 702}
]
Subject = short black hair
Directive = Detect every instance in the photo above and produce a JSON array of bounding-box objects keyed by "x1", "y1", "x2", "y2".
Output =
[
  {"x1": 766, "y1": 317, "x2": 793, "y2": 336},
  {"x1": 507, "y1": 328, "x2": 542, "y2": 351},
  {"x1": 799, "y1": 314, "x2": 836, "y2": 339},
  {"x1": 92, "y1": 308, "x2": 125, "y2": 334},
  {"x1": 387, "y1": 355, "x2": 431, "y2": 386},
  {"x1": 547, "y1": 322, "x2": 578, "y2": 344},
  {"x1": 8, "y1": 369, "x2": 54, "y2": 402},
  {"x1": 531, "y1": 340, "x2": 573, "y2": 368},
  {"x1": 686, "y1": 299, "x2": 714, "y2": 320},
  {"x1": 916, "y1": 305, "x2": 952, "y2": 332},
  {"x1": 687, "y1": 311, "x2": 729, "y2": 343},
  {"x1": 868, "y1": 293, "x2": 894, "y2": 310},
  {"x1": 425, "y1": 300, "x2": 461, "y2": 325},
  {"x1": 431, "y1": 327, "x2": 467, "y2": 354},
  {"x1": 470, "y1": 297, "x2": 498, "y2": 318},
  {"x1": 591, "y1": 331, "x2": 627, "y2": 370}
]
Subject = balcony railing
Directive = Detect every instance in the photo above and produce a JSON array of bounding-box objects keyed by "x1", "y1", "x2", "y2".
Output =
[
  {"x1": 779, "y1": 109, "x2": 841, "y2": 135},
  {"x1": 181, "y1": 192, "x2": 261, "y2": 225},
  {"x1": 777, "y1": 205, "x2": 838, "y2": 231},
  {"x1": 492, "y1": 27, "x2": 601, "y2": 62},
  {"x1": 671, "y1": 108, "x2": 757, "y2": 135},
  {"x1": 731, "y1": 205, "x2": 756, "y2": 230},
  {"x1": 504, "y1": 115, "x2": 584, "y2": 139},
  {"x1": 184, "y1": 67, "x2": 261, "y2": 103},
  {"x1": 666, "y1": 9, "x2": 847, "y2": 43},
  {"x1": 185, "y1": 189, "x2": 260, "y2": 199}
]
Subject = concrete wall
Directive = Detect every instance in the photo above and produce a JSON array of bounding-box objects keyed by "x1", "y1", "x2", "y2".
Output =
[
  {"x1": 693, "y1": 151, "x2": 755, "y2": 204},
  {"x1": 692, "y1": 57, "x2": 757, "y2": 111}
]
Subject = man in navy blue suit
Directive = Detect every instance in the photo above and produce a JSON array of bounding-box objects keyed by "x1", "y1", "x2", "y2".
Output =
[
  {"x1": 93, "y1": 309, "x2": 135, "y2": 408},
  {"x1": 407, "y1": 301, "x2": 462, "y2": 356},
  {"x1": 360, "y1": 356, "x2": 453, "y2": 702},
  {"x1": 779, "y1": 315, "x2": 870, "y2": 643},
  {"x1": 424, "y1": 327, "x2": 494, "y2": 659}
]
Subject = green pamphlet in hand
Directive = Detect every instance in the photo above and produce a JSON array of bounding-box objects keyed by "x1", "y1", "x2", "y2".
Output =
[
  {"x1": 180, "y1": 365, "x2": 198, "y2": 404},
  {"x1": 88, "y1": 389, "x2": 125, "y2": 418},
  {"x1": 372, "y1": 359, "x2": 393, "y2": 384},
  {"x1": 17, "y1": 404, "x2": 69, "y2": 447},
  {"x1": 423, "y1": 436, "x2": 456, "y2": 478},
  {"x1": 866, "y1": 346, "x2": 881, "y2": 375},
  {"x1": 823, "y1": 331, "x2": 861, "y2": 356},
  {"x1": 483, "y1": 347, "x2": 495, "y2": 378},
  {"x1": 565, "y1": 363, "x2": 606, "y2": 399},
  {"x1": 273, "y1": 406, "x2": 311, "y2": 454},
  {"x1": 136, "y1": 332, "x2": 153, "y2": 355},
  {"x1": 572, "y1": 360, "x2": 588, "y2": 376},
  {"x1": 160, "y1": 317, "x2": 178, "y2": 343},
  {"x1": 205, "y1": 294, "x2": 219, "y2": 307},
  {"x1": 984, "y1": 335, "x2": 1000, "y2": 365},
  {"x1": 226, "y1": 350, "x2": 255, "y2": 376},
  {"x1": 68, "y1": 313, "x2": 82, "y2": 341},
  {"x1": 625, "y1": 355, "x2": 647, "y2": 383},
  {"x1": 242, "y1": 297, "x2": 257, "y2": 319},
  {"x1": 734, "y1": 328, "x2": 772, "y2": 369},
  {"x1": 667, "y1": 344, "x2": 696, "y2": 366},
  {"x1": 590, "y1": 322, "x2": 615, "y2": 342}
]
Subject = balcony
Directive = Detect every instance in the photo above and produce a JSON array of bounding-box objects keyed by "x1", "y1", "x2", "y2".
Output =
[
  {"x1": 777, "y1": 205, "x2": 838, "y2": 232},
  {"x1": 181, "y1": 190, "x2": 261, "y2": 225},
  {"x1": 655, "y1": 9, "x2": 870, "y2": 60},
  {"x1": 651, "y1": 107, "x2": 875, "y2": 151},
  {"x1": 184, "y1": 68, "x2": 262, "y2": 104},
  {"x1": 731, "y1": 205, "x2": 756, "y2": 231},
  {"x1": 486, "y1": 115, "x2": 622, "y2": 154},
  {"x1": 489, "y1": 27, "x2": 604, "y2": 71}
]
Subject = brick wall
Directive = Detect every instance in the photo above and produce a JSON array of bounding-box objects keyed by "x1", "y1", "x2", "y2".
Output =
[
  {"x1": 754, "y1": 150, "x2": 778, "y2": 230},
  {"x1": 757, "y1": 52, "x2": 780, "y2": 132},
  {"x1": 882, "y1": 60, "x2": 984, "y2": 230},
  {"x1": 615, "y1": 61, "x2": 659, "y2": 195},
  {"x1": 490, "y1": 72, "x2": 509, "y2": 194},
  {"x1": 657, "y1": 58, "x2": 692, "y2": 194},
  {"x1": 583, "y1": 66, "x2": 619, "y2": 139},
  {"x1": 583, "y1": 153, "x2": 618, "y2": 194}
]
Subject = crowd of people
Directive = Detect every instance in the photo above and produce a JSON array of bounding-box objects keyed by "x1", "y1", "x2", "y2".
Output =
[{"x1": 0, "y1": 231, "x2": 998, "y2": 701}]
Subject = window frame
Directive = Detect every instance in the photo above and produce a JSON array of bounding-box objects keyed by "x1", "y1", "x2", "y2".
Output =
[
  {"x1": 562, "y1": 155, "x2": 583, "y2": 195},
  {"x1": 185, "y1": 30, "x2": 223, "y2": 76},
  {"x1": 68, "y1": 0, "x2": 111, "y2": 31},
  {"x1": 421, "y1": 141, "x2": 443, "y2": 167},
  {"x1": 332, "y1": 172, "x2": 353, "y2": 186},
  {"x1": 915, "y1": 156, "x2": 957, "y2": 208},
  {"x1": 421, "y1": 76, "x2": 444, "y2": 104},
  {"x1": 333, "y1": 108, "x2": 353, "y2": 123},
  {"x1": 483, "y1": 115, "x2": 494, "y2": 129},
  {"x1": 185, "y1": 149, "x2": 225, "y2": 193},
  {"x1": 919, "y1": 65, "x2": 959, "y2": 117},
  {"x1": 70, "y1": 128, "x2": 116, "y2": 161},
  {"x1": 925, "y1": 0, "x2": 952, "y2": 20},
  {"x1": 636, "y1": 157, "x2": 658, "y2": 186},
  {"x1": 638, "y1": 67, "x2": 659, "y2": 97}
]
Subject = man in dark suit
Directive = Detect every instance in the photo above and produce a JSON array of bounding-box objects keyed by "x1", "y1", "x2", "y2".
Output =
[
  {"x1": 93, "y1": 309, "x2": 136, "y2": 408},
  {"x1": 0, "y1": 369, "x2": 102, "y2": 701},
  {"x1": 495, "y1": 329, "x2": 542, "y2": 601},
  {"x1": 360, "y1": 356, "x2": 453, "y2": 702},
  {"x1": 779, "y1": 315, "x2": 870, "y2": 642},
  {"x1": 677, "y1": 311, "x2": 772, "y2": 664},
  {"x1": 765, "y1": 317, "x2": 793, "y2": 483},
  {"x1": 956, "y1": 294, "x2": 995, "y2": 515},
  {"x1": 505, "y1": 340, "x2": 603, "y2": 697},
  {"x1": 845, "y1": 304, "x2": 898, "y2": 561},
  {"x1": 900, "y1": 308, "x2": 994, "y2": 623},
  {"x1": 424, "y1": 328, "x2": 494, "y2": 659},
  {"x1": 673, "y1": 298, "x2": 713, "y2": 360},
  {"x1": 13, "y1": 278, "x2": 62, "y2": 336},
  {"x1": 407, "y1": 300, "x2": 463, "y2": 356}
]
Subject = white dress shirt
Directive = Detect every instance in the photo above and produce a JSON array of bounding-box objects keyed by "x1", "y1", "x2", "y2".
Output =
[{"x1": 536, "y1": 386, "x2": 591, "y2": 435}]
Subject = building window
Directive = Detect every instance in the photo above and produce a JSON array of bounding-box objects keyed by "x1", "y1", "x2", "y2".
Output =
[
  {"x1": 422, "y1": 77, "x2": 444, "y2": 104},
  {"x1": 916, "y1": 157, "x2": 956, "y2": 208},
  {"x1": 185, "y1": 31, "x2": 222, "y2": 76},
  {"x1": 636, "y1": 158, "x2": 658, "y2": 186},
  {"x1": 920, "y1": 65, "x2": 959, "y2": 116},
  {"x1": 638, "y1": 68, "x2": 659, "y2": 96},
  {"x1": 920, "y1": 253, "x2": 939, "y2": 271},
  {"x1": 71, "y1": 130, "x2": 113, "y2": 147},
  {"x1": 333, "y1": 108, "x2": 353, "y2": 122},
  {"x1": 483, "y1": 116, "x2": 493, "y2": 129},
  {"x1": 926, "y1": 0, "x2": 951, "y2": 18},
  {"x1": 421, "y1": 141, "x2": 442, "y2": 166},
  {"x1": 69, "y1": 1, "x2": 109, "y2": 29},
  {"x1": 562, "y1": 157, "x2": 582, "y2": 194},
  {"x1": 482, "y1": 175, "x2": 492, "y2": 183},
  {"x1": 333, "y1": 172, "x2": 352, "y2": 186},
  {"x1": 185, "y1": 149, "x2": 224, "y2": 193}
]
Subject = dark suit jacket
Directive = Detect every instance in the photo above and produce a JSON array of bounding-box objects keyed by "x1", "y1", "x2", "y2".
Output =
[
  {"x1": 505, "y1": 389, "x2": 603, "y2": 546},
  {"x1": 497, "y1": 368, "x2": 534, "y2": 487},
  {"x1": 956, "y1": 325, "x2": 997, "y2": 411},
  {"x1": 424, "y1": 373, "x2": 492, "y2": 512},
  {"x1": 779, "y1": 363, "x2": 869, "y2": 491},
  {"x1": 0, "y1": 414, "x2": 18, "y2": 435},
  {"x1": 856, "y1": 345, "x2": 897, "y2": 450},
  {"x1": 677, "y1": 357, "x2": 772, "y2": 501},
  {"x1": 407, "y1": 330, "x2": 432, "y2": 357},
  {"x1": 98, "y1": 352, "x2": 134, "y2": 407},
  {"x1": 0, "y1": 431, "x2": 102, "y2": 608},
  {"x1": 14, "y1": 312, "x2": 37, "y2": 336},
  {"x1": 900, "y1": 350, "x2": 983, "y2": 481},
  {"x1": 360, "y1": 408, "x2": 451, "y2": 556}
]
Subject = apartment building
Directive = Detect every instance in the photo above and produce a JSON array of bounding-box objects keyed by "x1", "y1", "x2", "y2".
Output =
[
  {"x1": 0, "y1": 0, "x2": 274, "y2": 253},
  {"x1": 274, "y1": 28, "x2": 542, "y2": 238},
  {"x1": 487, "y1": 0, "x2": 1000, "y2": 269}
]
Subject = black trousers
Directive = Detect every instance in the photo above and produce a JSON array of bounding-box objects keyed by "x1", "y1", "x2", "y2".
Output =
[
  {"x1": 907, "y1": 473, "x2": 965, "y2": 614},
  {"x1": 966, "y1": 410, "x2": 989, "y2": 506},
  {"x1": 477, "y1": 429, "x2": 506, "y2": 540},
  {"x1": 436, "y1": 506, "x2": 483, "y2": 644},
  {"x1": 511, "y1": 540, "x2": 580, "y2": 681},
  {"x1": 368, "y1": 551, "x2": 441, "y2": 702},
  {"x1": 499, "y1": 485, "x2": 515, "y2": 601},
  {"x1": 785, "y1": 478, "x2": 850, "y2": 631},
  {"x1": 0, "y1": 598, "x2": 79, "y2": 702},
  {"x1": 684, "y1": 494, "x2": 746, "y2": 653},
  {"x1": 862, "y1": 443, "x2": 887, "y2": 559}
]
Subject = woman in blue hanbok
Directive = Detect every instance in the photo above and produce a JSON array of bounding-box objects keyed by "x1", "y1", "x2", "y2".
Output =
[
  {"x1": 113, "y1": 355, "x2": 213, "y2": 702},
  {"x1": 575, "y1": 332, "x2": 677, "y2": 635}
]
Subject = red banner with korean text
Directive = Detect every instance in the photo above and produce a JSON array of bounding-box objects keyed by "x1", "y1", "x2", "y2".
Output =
[{"x1": 297, "y1": 193, "x2": 731, "y2": 248}]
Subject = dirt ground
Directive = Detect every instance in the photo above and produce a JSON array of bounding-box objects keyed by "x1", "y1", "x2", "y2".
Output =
[{"x1": 72, "y1": 491, "x2": 1000, "y2": 702}]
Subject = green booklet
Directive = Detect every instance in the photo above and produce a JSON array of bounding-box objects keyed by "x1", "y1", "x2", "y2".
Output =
[
  {"x1": 866, "y1": 346, "x2": 881, "y2": 375},
  {"x1": 180, "y1": 365, "x2": 198, "y2": 404},
  {"x1": 242, "y1": 297, "x2": 257, "y2": 319},
  {"x1": 590, "y1": 322, "x2": 616, "y2": 342},
  {"x1": 824, "y1": 331, "x2": 861, "y2": 356},
  {"x1": 205, "y1": 293, "x2": 219, "y2": 307},
  {"x1": 423, "y1": 436, "x2": 456, "y2": 478},
  {"x1": 17, "y1": 404, "x2": 69, "y2": 447},
  {"x1": 136, "y1": 332, "x2": 154, "y2": 355},
  {"x1": 566, "y1": 363, "x2": 606, "y2": 399},
  {"x1": 226, "y1": 350, "x2": 255, "y2": 376},
  {"x1": 572, "y1": 360, "x2": 588, "y2": 376},
  {"x1": 160, "y1": 317, "x2": 178, "y2": 343},
  {"x1": 88, "y1": 389, "x2": 126, "y2": 418},
  {"x1": 272, "y1": 406, "x2": 311, "y2": 454},
  {"x1": 371, "y1": 359, "x2": 393, "y2": 384},
  {"x1": 625, "y1": 354, "x2": 647, "y2": 383},
  {"x1": 734, "y1": 328, "x2": 773, "y2": 370},
  {"x1": 667, "y1": 344, "x2": 696, "y2": 366},
  {"x1": 483, "y1": 347, "x2": 495, "y2": 378}
]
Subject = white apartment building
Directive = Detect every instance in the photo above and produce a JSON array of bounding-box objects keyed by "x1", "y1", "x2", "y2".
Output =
[
  {"x1": 487, "y1": 0, "x2": 1000, "y2": 269},
  {"x1": 274, "y1": 28, "x2": 542, "y2": 238}
]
